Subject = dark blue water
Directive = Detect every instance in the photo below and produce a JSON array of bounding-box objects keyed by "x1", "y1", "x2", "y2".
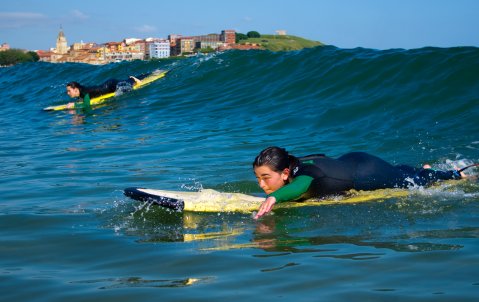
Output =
[{"x1": 1, "y1": 46, "x2": 478, "y2": 301}]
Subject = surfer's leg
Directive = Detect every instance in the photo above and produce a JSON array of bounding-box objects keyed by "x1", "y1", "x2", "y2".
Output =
[
  {"x1": 338, "y1": 152, "x2": 405, "y2": 190},
  {"x1": 129, "y1": 76, "x2": 142, "y2": 85},
  {"x1": 114, "y1": 78, "x2": 135, "y2": 94},
  {"x1": 103, "y1": 79, "x2": 120, "y2": 93}
]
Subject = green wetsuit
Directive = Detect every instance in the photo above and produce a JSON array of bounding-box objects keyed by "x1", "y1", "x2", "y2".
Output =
[
  {"x1": 269, "y1": 152, "x2": 461, "y2": 203},
  {"x1": 269, "y1": 175, "x2": 314, "y2": 203},
  {"x1": 74, "y1": 93, "x2": 91, "y2": 110},
  {"x1": 72, "y1": 76, "x2": 145, "y2": 110},
  {"x1": 73, "y1": 78, "x2": 124, "y2": 110}
]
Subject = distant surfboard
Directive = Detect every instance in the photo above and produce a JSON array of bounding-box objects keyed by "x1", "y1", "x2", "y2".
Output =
[
  {"x1": 123, "y1": 187, "x2": 410, "y2": 213},
  {"x1": 43, "y1": 70, "x2": 167, "y2": 111}
]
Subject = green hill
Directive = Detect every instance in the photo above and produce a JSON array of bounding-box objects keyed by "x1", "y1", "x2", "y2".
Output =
[{"x1": 238, "y1": 35, "x2": 323, "y2": 51}]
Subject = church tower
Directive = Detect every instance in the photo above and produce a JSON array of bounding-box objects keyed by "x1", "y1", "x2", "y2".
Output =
[{"x1": 55, "y1": 26, "x2": 69, "y2": 54}]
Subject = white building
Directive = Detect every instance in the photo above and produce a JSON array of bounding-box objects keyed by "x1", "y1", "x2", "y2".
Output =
[{"x1": 148, "y1": 41, "x2": 170, "y2": 59}]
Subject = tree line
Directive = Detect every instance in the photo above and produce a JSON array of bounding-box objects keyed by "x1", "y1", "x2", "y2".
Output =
[
  {"x1": 235, "y1": 31, "x2": 261, "y2": 43},
  {"x1": 0, "y1": 49, "x2": 40, "y2": 66}
]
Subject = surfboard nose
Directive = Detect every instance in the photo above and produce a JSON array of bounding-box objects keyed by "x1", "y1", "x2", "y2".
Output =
[{"x1": 124, "y1": 187, "x2": 185, "y2": 211}]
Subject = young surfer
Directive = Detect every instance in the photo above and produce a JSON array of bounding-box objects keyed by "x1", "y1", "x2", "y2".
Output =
[
  {"x1": 65, "y1": 75, "x2": 142, "y2": 109},
  {"x1": 253, "y1": 146, "x2": 469, "y2": 219}
]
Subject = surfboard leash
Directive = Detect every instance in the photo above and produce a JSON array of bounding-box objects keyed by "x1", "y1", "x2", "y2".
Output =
[{"x1": 458, "y1": 163, "x2": 479, "y2": 173}]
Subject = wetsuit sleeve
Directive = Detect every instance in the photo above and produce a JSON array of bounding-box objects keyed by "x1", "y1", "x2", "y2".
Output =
[
  {"x1": 74, "y1": 93, "x2": 91, "y2": 110},
  {"x1": 82, "y1": 93, "x2": 91, "y2": 110},
  {"x1": 268, "y1": 175, "x2": 313, "y2": 203}
]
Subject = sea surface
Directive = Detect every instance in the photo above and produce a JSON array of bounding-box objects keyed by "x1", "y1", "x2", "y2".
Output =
[{"x1": 1, "y1": 46, "x2": 478, "y2": 301}]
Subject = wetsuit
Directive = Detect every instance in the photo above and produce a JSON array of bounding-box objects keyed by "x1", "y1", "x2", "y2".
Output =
[
  {"x1": 74, "y1": 75, "x2": 145, "y2": 109},
  {"x1": 269, "y1": 152, "x2": 462, "y2": 203}
]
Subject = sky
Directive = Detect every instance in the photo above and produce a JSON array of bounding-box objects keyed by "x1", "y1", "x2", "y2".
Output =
[{"x1": 1, "y1": 0, "x2": 478, "y2": 51}]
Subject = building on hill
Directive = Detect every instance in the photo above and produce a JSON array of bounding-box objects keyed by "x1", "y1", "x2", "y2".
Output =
[
  {"x1": 220, "y1": 43, "x2": 261, "y2": 51},
  {"x1": 196, "y1": 40, "x2": 225, "y2": 51},
  {"x1": 171, "y1": 37, "x2": 194, "y2": 56},
  {"x1": 40, "y1": 28, "x2": 244, "y2": 64},
  {"x1": 49, "y1": 27, "x2": 70, "y2": 62},
  {"x1": 220, "y1": 30, "x2": 236, "y2": 44},
  {"x1": 104, "y1": 41, "x2": 125, "y2": 53},
  {"x1": 0, "y1": 43, "x2": 10, "y2": 51},
  {"x1": 72, "y1": 41, "x2": 97, "y2": 51},
  {"x1": 169, "y1": 30, "x2": 235, "y2": 55},
  {"x1": 147, "y1": 40, "x2": 170, "y2": 59},
  {"x1": 125, "y1": 39, "x2": 147, "y2": 60},
  {"x1": 37, "y1": 50, "x2": 54, "y2": 62},
  {"x1": 191, "y1": 34, "x2": 225, "y2": 51},
  {"x1": 168, "y1": 34, "x2": 181, "y2": 49},
  {"x1": 55, "y1": 27, "x2": 69, "y2": 54}
]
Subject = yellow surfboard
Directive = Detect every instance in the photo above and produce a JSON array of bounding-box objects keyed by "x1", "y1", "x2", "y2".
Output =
[
  {"x1": 43, "y1": 70, "x2": 167, "y2": 111},
  {"x1": 124, "y1": 187, "x2": 410, "y2": 213}
]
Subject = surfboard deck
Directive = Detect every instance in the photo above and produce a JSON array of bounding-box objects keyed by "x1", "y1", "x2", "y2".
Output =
[
  {"x1": 124, "y1": 187, "x2": 410, "y2": 213},
  {"x1": 43, "y1": 70, "x2": 167, "y2": 111}
]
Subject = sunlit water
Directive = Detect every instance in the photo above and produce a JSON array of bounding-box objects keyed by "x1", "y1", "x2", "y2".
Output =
[{"x1": 1, "y1": 46, "x2": 478, "y2": 301}]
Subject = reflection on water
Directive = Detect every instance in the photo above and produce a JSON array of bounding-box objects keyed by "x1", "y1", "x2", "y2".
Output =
[
  {"x1": 103, "y1": 191, "x2": 479, "y2": 257},
  {"x1": 71, "y1": 276, "x2": 213, "y2": 289}
]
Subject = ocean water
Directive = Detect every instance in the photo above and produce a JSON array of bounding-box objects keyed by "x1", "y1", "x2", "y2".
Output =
[{"x1": 1, "y1": 46, "x2": 478, "y2": 301}]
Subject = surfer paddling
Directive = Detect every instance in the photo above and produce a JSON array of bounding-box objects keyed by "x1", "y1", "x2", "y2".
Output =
[
  {"x1": 253, "y1": 146, "x2": 470, "y2": 219},
  {"x1": 65, "y1": 75, "x2": 142, "y2": 109}
]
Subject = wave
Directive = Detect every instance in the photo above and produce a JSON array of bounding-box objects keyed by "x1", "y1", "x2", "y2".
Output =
[{"x1": 1, "y1": 45, "x2": 478, "y2": 163}]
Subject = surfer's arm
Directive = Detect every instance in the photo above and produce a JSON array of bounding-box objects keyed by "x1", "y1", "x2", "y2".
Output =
[
  {"x1": 269, "y1": 175, "x2": 314, "y2": 203},
  {"x1": 255, "y1": 176, "x2": 313, "y2": 219},
  {"x1": 83, "y1": 93, "x2": 91, "y2": 109},
  {"x1": 74, "y1": 93, "x2": 91, "y2": 110}
]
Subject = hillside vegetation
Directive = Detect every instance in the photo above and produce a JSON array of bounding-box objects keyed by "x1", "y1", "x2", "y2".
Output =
[
  {"x1": 0, "y1": 49, "x2": 39, "y2": 66},
  {"x1": 239, "y1": 34, "x2": 323, "y2": 51}
]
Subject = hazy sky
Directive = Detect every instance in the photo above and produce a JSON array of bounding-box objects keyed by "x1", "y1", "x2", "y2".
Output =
[{"x1": 1, "y1": 0, "x2": 478, "y2": 50}]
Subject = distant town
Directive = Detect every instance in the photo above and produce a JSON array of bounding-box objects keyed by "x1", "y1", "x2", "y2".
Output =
[{"x1": 0, "y1": 28, "x2": 266, "y2": 65}]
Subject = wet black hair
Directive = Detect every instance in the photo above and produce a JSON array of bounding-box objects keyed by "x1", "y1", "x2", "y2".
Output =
[
  {"x1": 253, "y1": 146, "x2": 298, "y2": 173},
  {"x1": 66, "y1": 81, "x2": 84, "y2": 91}
]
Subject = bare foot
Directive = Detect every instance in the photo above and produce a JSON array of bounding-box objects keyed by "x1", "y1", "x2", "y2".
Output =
[
  {"x1": 129, "y1": 76, "x2": 142, "y2": 85},
  {"x1": 454, "y1": 167, "x2": 467, "y2": 178}
]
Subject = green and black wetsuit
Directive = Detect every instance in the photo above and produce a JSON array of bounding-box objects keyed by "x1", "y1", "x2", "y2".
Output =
[
  {"x1": 74, "y1": 79, "x2": 122, "y2": 110},
  {"x1": 269, "y1": 152, "x2": 462, "y2": 203},
  {"x1": 74, "y1": 76, "x2": 142, "y2": 109}
]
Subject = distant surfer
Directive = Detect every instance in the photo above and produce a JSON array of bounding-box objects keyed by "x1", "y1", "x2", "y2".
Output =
[
  {"x1": 65, "y1": 75, "x2": 143, "y2": 109},
  {"x1": 253, "y1": 146, "x2": 469, "y2": 219}
]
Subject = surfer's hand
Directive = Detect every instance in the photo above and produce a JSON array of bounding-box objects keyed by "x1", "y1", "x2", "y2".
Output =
[
  {"x1": 66, "y1": 102, "x2": 74, "y2": 109},
  {"x1": 255, "y1": 196, "x2": 276, "y2": 219}
]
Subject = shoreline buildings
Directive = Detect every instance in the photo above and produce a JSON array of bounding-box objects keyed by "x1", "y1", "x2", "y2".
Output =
[{"x1": 37, "y1": 28, "x2": 259, "y2": 64}]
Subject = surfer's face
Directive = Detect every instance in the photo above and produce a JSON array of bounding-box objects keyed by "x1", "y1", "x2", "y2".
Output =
[
  {"x1": 254, "y1": 165, "x2": 289, "y2": 195},
  {"x1": 66, "y1": 86, "x2": 80, "y2": 98}
]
